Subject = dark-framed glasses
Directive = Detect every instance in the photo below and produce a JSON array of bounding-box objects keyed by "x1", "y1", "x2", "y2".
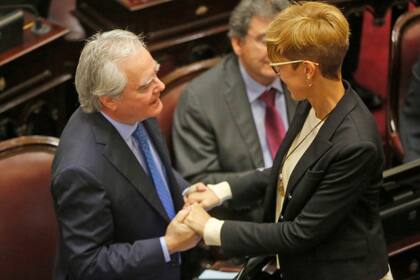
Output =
[{"x1": 269, "y1": 60, "x2": 319, "y2": 74}]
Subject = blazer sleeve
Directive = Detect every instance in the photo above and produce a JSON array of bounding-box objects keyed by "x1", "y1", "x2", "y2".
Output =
[
  {"x1": 219, "y1": 142, "x2": 378, "y2": 257},
  {"x1": 52, "y1": 166, "x2": 167, "y2": 280},
  {"x1": 227, "y1": 167, "x2": 271, "y2": 205},
  {"x1": 173, "y1": 87, "x2": 258, "y2": 184}
]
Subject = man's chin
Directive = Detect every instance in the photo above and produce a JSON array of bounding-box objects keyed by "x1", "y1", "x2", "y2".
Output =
[
  {"x1": 261, "y1": 70, "x2": 277, "y2": 81},
  {"x1": 153, "y1": 101, "x2": 164, "y2": 116}
]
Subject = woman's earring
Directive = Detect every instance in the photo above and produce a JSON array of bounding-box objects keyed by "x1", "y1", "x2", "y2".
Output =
[{"x1": 306, "y1": 76, "x2": 312, "y2": 87}]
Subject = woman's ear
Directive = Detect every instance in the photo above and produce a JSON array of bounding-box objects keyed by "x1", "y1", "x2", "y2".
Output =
[
  {"x1": 303, "y1": 61, "x2": 317, "y2": 88},
  {"x1": 303, "y1": 61, "x2": 317, "y2": 79}
]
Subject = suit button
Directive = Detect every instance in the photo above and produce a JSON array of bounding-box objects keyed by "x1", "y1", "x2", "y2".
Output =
[
  {"x1": 280, "y1": 215, "x2": 284, "y2": 221},
  {"x1": 288, "y1": 193, "x2": 292, "y2": 200}
]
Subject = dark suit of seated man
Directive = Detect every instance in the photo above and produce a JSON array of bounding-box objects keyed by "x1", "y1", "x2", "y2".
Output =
[
  {"x1": 400, "y1": 56, "x2": 420, "y2": 162},
  {"x1": 173, "y1": 0, "x2": 295, "y2": 222},
  {"x1": 51, "y1": 30, "x2": 200, "y2": 280}
]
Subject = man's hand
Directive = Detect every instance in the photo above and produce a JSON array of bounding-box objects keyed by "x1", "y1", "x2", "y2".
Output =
[
  {"x1": 164, "y1": 208, "x2": 201, "y2": 254},
  {"x1": 184, "y1": 183, "x2": 220, "y2": 210},
  {"x1": 184, "y1": 204, "x2": 211, "y2": 236}
]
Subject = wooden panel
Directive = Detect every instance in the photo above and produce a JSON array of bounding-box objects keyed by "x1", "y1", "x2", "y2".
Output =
[
  {"x1": 0, "y1": 13, "x2": 73, "y2": 140},
  {"x1": 381, "y1": 159, "x2": 420, "y2": 279},
  {"x1": 75, "y1": 0, "x2": 237, "y2": 39},
  {"x1": 74, "y1": 0, "x2": 237, "y2": 72}
]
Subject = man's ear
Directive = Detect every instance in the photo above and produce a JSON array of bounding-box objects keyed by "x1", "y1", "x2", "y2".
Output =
[
  {"x1": 230, "y1": 37, "x2": 243, "y2": 57},
  {"x1": 99, "y1": 96, "x2": 118, "y2": 112}
]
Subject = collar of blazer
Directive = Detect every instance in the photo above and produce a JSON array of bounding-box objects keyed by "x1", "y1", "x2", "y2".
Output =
[
  {"x1": 222, "y1": 54, "x2": 297, "y2": 169},
  {"x1": 91, "y1": 114, "x2": 183, "y2": 223},
  {"x1": 263, "y1": 81, "x2": 359, "y2": 220},
  {"x1": 222, "y1": 54, "x2": 265, "y2": 168}
]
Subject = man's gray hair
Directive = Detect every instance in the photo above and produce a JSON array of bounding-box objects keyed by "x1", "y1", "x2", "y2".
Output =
[
  {"x1": 75, "y1": 29, "x2": 146, "y2": 113},
  {"x1": 228, "y1": 0, "x2": 289, "y2": 39}
]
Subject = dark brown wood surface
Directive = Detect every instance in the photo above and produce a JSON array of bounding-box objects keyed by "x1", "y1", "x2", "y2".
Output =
[
  {"x1": 0, "y1": 13, "x2": 72, "y2": 140},
  {"x1": 0, "y1": 15, "x2": 68, "y2": 66},
  {"x1": 74, "y1": 0, "x2": 237, "y2": 74}
]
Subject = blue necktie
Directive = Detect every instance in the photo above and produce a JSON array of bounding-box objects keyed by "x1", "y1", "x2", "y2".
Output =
[{"x1": 134, "y1": 124, "x2": 176, "y2": 220}]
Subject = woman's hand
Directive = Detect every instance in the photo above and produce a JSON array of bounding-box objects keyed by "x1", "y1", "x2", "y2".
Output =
[
  {"x1": 184, "y1": 204, "x2": 211, "y2": 236},
  {"x1": 183, "y1": 183, "x2": 220, "y2": 210}
]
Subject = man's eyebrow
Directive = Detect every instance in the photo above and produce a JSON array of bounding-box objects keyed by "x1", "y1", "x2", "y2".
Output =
[
  {"x1": 147, "y1": 61, "x2": 160, "y2": 79},
  {"x1": 138, "y1": 62, "x2": 160, "y2": 89}
]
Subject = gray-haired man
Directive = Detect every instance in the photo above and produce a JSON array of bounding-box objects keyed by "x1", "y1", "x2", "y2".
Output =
[{"x1": 52, "y1": 29, "x2": 200, "y2": 280}]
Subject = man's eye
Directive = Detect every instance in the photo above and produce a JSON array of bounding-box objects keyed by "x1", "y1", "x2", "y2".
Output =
[
  {"x1": 137, "y1": 86, "x2": 147, "y2": 92},
  {"x1": 137, "y1": 84, "x2": 149, "y2": 92},
  {"x1": 137, "y1": 80, "x2": 153, "y2": 92}
]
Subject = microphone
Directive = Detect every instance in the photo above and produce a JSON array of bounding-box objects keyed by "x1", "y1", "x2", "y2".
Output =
[{"x1": 0, "y1": 4, "x2": 50, "y2": 35}]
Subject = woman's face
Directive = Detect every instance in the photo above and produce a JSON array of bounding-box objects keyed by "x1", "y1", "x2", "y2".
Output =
[{"x1": 273, "y1": 59, "x2": 309, "y2": 101}]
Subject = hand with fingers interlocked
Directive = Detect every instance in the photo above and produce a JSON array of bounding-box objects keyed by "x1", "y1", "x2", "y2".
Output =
[
  {"x1": 183, "y1": 183, "x2": 220, "y2": 210},
  {"x1": 164, "y1": 208, "x2": 201, "y2": 254}
]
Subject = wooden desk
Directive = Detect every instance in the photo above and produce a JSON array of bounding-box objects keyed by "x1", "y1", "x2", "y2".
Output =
[
  {"x1": 381, "y1": 159, "x2": 420, "y2": 279},
  {"x1": 74, "y1": 0, "x2": 237, "y2": 74},
  {"x1": 74, "y1": 0, "x2": 418, "y2": 76},
  {"x1": 116, "y1": 0, "x2": 173, "y2": 11},
  {"x1": 0, "y1": 15, "x2": 71, "y2": 140},
  {"x1": 304, "y1": 0, "x2": 414, "y2": 22}
]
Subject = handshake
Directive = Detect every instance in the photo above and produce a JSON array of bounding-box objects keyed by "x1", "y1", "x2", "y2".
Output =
[{"x1": 164, "y1": 183, "x2": 220, "y2": 254}]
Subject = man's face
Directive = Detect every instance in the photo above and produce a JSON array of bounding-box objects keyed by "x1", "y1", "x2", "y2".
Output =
[
  {"x1": 232, "y1": 16, "x2": 277, "y2": 86},
  {"x1": 102, "y1": 47, "x2": 165, "y2": 124}
]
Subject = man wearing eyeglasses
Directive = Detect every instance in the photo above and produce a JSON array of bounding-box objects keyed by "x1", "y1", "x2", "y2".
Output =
[
  {"x1": 173, "y1": 0, "x2": 296, "y2": 222},
  {"x1": 51, "y1": 30, "x2": 201, "y2": 280}
]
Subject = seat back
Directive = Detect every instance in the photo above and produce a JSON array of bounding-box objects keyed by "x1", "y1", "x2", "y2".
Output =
[
  {"x1": 381, "y1": 159, "x2": 420, "y2": 279},
  {"x1": 0, "y1": 136, "x2": 59, "y2": 280},
  {"x1": 157, "y1": 57, "x2": 221, "y2": 159},
  {"x1": 387, "y1": 7, "x2": 420, "y2": 162}
]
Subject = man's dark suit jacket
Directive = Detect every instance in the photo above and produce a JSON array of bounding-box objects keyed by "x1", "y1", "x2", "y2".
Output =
[
  {"x1": 400, "y1": 58, "x2": 420, "y2": 162},
  {"x1": 51, "y1": 108, "x2": 187, "y2": 280},
  {"x1": 219, "y1": 82, "x2": 389, "y2": 280},
  {"x1": 173, "y1": 54, "x2": 297, "y2": 184}
]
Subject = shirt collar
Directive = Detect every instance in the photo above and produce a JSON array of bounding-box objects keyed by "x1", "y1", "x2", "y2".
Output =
[
  {"x1": 238, "y1": 61, "x2": 283, "y2": 103},
  {"x1": 100, "y1": 112, "x2": 138, "y2": 141}
]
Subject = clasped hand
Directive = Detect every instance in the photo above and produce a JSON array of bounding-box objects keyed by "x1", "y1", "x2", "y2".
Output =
[
  {"x1": 182, "y1": 182, "x2": 221, "y2": 236},
  {"x1": 165, "y1": 183, "x2": 219, "y2": 253}
]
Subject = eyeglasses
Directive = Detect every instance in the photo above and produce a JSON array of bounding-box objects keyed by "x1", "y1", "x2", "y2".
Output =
[{"x1": 269, "y1": 60, "x2": 319, "y2": 74}]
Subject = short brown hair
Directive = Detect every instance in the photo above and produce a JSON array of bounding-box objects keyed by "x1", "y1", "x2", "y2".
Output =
[{"x1": 266, "y1": 1, "x2": 349, "y2": 80}]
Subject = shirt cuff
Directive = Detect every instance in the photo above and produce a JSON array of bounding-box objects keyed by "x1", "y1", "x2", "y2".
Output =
[
  {"x1": 159, "y1": 237, "x2": 171, "y2": 262},
  {"x1": 181, "y1": 187, "x2": 190, "y2": 197},
  {"x1": 207, "y1": 181, "x2": 232, "y2": 206},
  {"x1": 203, "y1": 217, "x2": 224, "y2": 246}
]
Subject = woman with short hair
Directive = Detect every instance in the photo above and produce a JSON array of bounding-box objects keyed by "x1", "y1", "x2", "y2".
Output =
[{"x1": 184, "y1": 2, "x2": 392, "y2": 279}]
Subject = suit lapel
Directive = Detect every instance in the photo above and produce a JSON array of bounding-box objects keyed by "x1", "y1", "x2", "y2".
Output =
[
  {"x1": 263, "y1": 102, "x2": 309, "y2": 221},
  {"x1": 222, "y1": 59, "x2": 265, "y2": 168},
  {"x1": 263, "y1": 84, "x2": 359, "y2": 220},
  {"x1": 92, "y1": 114, "x2": 171, "y2": 222},
  {"x1": 285, "y1": 85, "x2": 358, "y2": 196},
  {"x1": 282, "y1": 83, "x2": 357, "y2": 212},
  {"x1": 285, "y1": 139, "x2": 332, "y2": 196}
]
